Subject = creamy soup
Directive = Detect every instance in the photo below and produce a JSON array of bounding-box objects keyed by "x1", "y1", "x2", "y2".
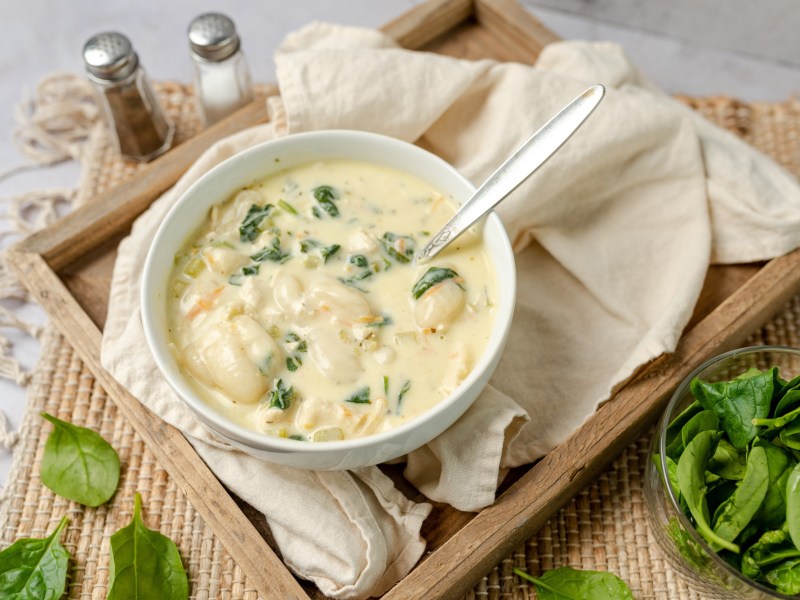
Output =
[{"x1": 167, "y1": 159, "x2": 496, "y2": 441}]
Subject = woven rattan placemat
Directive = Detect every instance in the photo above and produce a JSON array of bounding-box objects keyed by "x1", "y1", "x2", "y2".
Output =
[{"x1": 2, "y1": 84, "x2": 799, "y2": 599}]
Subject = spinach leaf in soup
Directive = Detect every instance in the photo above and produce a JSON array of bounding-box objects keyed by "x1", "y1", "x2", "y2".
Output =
[
  {"x1": 250, "y1": 235, "x2": 290, "y2": 264},
  {"x1": 239, "y1": 203, "x2": 273, "y2": 242},
  {"x1": 690, "y1": 367, "x2": 775, "y2": 450},
  {"x1": 107, "y1": 493, "x2": 189, "y2": 600},
  {"x1": 268, "y1": 379, "x2": 295, "y2": 410},
  {"x1": 380, "y1": 232, "x2": 415, "y2": 264},
  {"x1": 40, "y1": 413, "x2": 120, "y2": 507},
  {"x1": 396, "y1": 380, "x2": 411, "y2": 415},
  {"x1": 0, "y1": 515, "x2": 70, "y2": 600},
  {"x1": 513, "y1": 566, "x2": 633, "y2": 600},
  {"x1": 228, "y1": 264, "x2": 260, "y2": 286},
  {"x1": 411, "y1": 267, "x2": 463, "y2": 299},
  {"x1": 346, "y1": 387, "x2": 371, "y2": 404},
  {"x1": 312, "y1": 185, "x2": 340, "y2": 217}
]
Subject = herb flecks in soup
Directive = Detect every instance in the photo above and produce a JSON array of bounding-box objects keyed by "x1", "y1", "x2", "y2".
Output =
[{"x1": 167, "y1": 159, "x2": 495, "y2": 441}]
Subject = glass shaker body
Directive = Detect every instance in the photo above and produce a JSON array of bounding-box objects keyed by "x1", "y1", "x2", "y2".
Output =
[
  {"x1": 83, "y1": 32, "x2": 175, "y2": 162},
  {"x1": 188, "y1": 13, "x2": 254, "y2": 127},
  {"x1": 191, "y1": 50, "x2": 253, "y2": 126},
  {"x1": 92, "y1": 67, "x2": 175, "y2": 161}
]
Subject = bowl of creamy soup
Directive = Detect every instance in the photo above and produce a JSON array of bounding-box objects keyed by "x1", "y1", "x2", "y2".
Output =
[{"x1": 141, "y1": 130, "x2": 515, "y2": 470}]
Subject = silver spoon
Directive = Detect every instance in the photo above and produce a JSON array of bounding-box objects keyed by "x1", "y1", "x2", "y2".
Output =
[{"x1": 415, "y1": 84, "x2": 605, "y2": 264}]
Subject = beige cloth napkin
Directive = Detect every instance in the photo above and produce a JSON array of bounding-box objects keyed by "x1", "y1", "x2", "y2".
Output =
[{"x1": 100, "y1": 22, "x2": 800, "y2": 599}]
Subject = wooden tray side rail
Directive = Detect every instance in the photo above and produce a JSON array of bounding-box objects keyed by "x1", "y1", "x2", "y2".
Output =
[{"x1": 9, "y1": 0, "x2": 800, "y2": 598}]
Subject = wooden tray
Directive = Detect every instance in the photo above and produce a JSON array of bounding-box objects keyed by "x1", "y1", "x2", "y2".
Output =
[{"x1": 9, "y1": 0, "x2": 800, "y2": 597}]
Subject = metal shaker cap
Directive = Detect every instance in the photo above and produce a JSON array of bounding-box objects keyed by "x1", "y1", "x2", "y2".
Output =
[
  {"x1": 83, "y1": 32, "x2": 138, "y2": 80},
  {"x1": 188, "y1": 13, "x2": 240, "y2": 61}
]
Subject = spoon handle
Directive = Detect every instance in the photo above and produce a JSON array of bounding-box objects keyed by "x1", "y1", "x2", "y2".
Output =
[{"x1": 415, "y1": 84, "x2": 605, "y2": 264}]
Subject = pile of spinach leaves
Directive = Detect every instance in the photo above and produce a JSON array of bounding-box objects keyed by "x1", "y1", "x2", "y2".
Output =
[
  {"x1": 0, "y1": 414, "x2": 189, "y2": 599},
  {"x1": 661, "y1": 366, "x2": 800, "y2": 594}
]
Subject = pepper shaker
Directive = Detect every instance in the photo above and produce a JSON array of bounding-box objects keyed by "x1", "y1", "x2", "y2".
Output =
[
  {"x1": 188, "y1": 13, "x2": 254, "y2": 127},
  {"x1": 83, "y1": 32, "x2": 175, "y2": 162}
]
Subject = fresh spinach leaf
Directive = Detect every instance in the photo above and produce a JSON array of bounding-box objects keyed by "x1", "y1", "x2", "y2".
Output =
[
  {"x1": 677, "y1": 430, "x2": 739, "y2": 552},
  {"x1": 0, "y1": 515, "x2": 69, "y2": 600},
  {"x1": 239, "y1": 203, "x2": 273, "y2": 242},
  {"x1": 786, "y1": 462, "x2": 800, "y2": 552},
  {"x1": 411, "y1": 267, "x2": 462, "y2": 299},
  {"x1": 513, "y1": 566, "x2": 633, "y2": 600},
  {"x1": 781, "y1": 416, "x2": 800, "y2": 450},
  {"x1": 107, "y1": 493, "x2": 188, "y2": 600},
  {"x1": 313, "y1": 185, "x2": 339, "y2": 217},
  {"x1": 690, "y1": 368, "x2": 775, "y2": 450},
  {"x1": 380, "y1": 232, "x2": 415, "y2": 264},
  {"x1": 665, "y1": 401, "x2": 703, "y2": 459},
  {"x1": 268, "y1": 379, "x2": 294, "y2": 410},
  {"x1": 712, "y1": 444, "x2": 769, "y2": 544},
  {"x1": 680, "y1": 410, "x2": 718, "y2": 448},
  {"x1": 753, "y1": 441, "x2": 795, "y2": 529},
  {"x1": 708, "y1": 438, "x2": 746, "y2": 481},
  {"x1": 40, "y1": 413, "x2": 120, "y2": 507},
  {"x1": 766, "y1": 559, "x2": 800, "y2": 595},
  {"x1": 742, "y1": 528, "x2": 800, "y2": 581},
  {"x1": 346, "y1": 387, "x2": 371, "y2": 404}
]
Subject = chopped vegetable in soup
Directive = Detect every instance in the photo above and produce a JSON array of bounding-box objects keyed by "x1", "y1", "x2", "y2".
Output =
[{"x1": 167, "y1": 159, "x2": 496, "y2": 441}]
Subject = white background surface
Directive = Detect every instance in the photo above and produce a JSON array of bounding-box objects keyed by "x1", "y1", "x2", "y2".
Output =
[{"x1": 1, "y1": 0, "x2": 798, "y2": 487}]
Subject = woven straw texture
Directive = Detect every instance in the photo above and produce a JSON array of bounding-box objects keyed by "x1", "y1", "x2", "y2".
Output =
[{"x1": 1, "y1": 82, "x2": 799, "y2": 600}]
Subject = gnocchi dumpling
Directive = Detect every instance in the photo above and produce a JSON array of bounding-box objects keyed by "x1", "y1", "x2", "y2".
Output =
[
  {"x1": 197, "y1": 315, "x2": 280, "y2": 404},
  {"x1": 307, "y1": 328, "x2": 362, "y2": 383},
  {"x1": 307, "y1": 279, "x2": 373, "y2": 326},
  {"x1": 415, "y1": 279, "x2": 466, "y2": 330}
]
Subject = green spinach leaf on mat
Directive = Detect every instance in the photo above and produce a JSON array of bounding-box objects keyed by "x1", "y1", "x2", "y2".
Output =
[
  {"x1": 513, "y1": 566, "x2": 633, "y2": 599},
  {"x1": 40, "y1": 412, "x2": 120, "y2": 507},
  {"x1": 0, "y1": 516, "x2": 69, "y2": 600},
  {"x1": 107, "y1": 493, "x2": 189, "y2": 600}
]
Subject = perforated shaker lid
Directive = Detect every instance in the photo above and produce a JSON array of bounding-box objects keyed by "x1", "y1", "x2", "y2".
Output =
[
  {"x1": 83, "y1": 32, "x2": 138, "y2": 80},
  {"x1": 188, "y1": 13, "x2": 240, "y2": 61}
]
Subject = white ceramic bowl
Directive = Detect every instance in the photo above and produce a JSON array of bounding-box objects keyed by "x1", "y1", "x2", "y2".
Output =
[{"x1": 141, "y1": 130, "x2": 516, "y2": 470}]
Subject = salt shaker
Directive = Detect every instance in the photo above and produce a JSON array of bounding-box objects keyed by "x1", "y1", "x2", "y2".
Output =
[
  {"x1": 83, "y1": 32, "x2": 175, "y2": 162},
  {"x1": 188, "y1": 13, "x2": 254, "y2": 127}
]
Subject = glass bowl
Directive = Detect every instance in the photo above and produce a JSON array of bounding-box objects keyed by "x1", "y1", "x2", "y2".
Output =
[{"x1": 645, "y1": 345, "x2": 800, "y2": 599}]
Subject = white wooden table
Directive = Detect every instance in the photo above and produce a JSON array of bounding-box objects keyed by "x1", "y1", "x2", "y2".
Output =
[{"x1": 1, "y1": 0, "x2": 798, "y2": 487}]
